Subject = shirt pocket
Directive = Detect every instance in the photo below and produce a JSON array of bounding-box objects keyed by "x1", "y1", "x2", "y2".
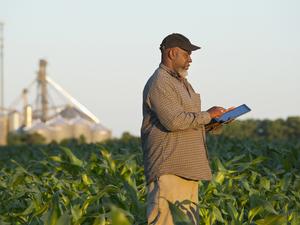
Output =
[{"x1": 180, "y1": 90, "x2": 195, "y2": 111}]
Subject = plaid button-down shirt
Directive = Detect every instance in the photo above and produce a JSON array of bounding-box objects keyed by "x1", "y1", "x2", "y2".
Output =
[{"x1": 141, "y1": 64, "x2": 212, "y2": 184}]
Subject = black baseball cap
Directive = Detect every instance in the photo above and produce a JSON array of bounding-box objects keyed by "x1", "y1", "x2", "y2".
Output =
[{"x1": 160, "y1": 33, "x2": 201, "y2": 52}]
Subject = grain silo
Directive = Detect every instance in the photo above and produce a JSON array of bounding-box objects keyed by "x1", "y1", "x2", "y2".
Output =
[
  {"x1": 0, "y1": 113, "x2": 7, "y2": 145},
  {"x1": 24, "y1": 105, "x2": 32, "y2": 127},
  {"x1": 46, "y1": 115, "x2": 72, "y2": 143},
  {"x1": 4, "y1": 59, "x2": 111, "y2": 145},
  {"x1": 8, "y1": 111, "x2": 20, "y2": 132},
  {"x1": 25, "y1": 119, "x2": 53, "y2": 143},
  {"x1": 69, "y1": 116, "x2": 92, "y2": 143},
  {"x1": 91, "y1": 123, "x2": 111, "y2": 143}
]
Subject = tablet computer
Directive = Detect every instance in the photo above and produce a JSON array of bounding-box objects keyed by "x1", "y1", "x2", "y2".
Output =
[
  {"x1": 212, "y1": 104, "x2": 251, "y2": 123},
  {"x1": 205, "y1": 104, "x2": 251, "y2": 132}
]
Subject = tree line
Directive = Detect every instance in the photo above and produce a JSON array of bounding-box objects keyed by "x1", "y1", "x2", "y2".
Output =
[
  {"x1": 216, "y1": 116, "x2": 300, "y2": 140},
  {"x1": 4, "y1": 116, "x2": 300, "y2": 145}
]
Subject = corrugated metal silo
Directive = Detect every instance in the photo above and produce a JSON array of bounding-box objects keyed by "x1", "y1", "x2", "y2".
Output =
[
  {"x1": 47, "y1": 115, "x2": 72, "y2": 142},
  {"x1": 26, "y1": 119, "x2": 53, "y2": 143},
  {"x1": 0, "y1": 113, "x2": 8, "y2": 145},
  {"x1": 24, "y1": 105, "x2": 32, "y2": 127},
  {"x1": 69, "y1": 116, "x2": 92, "y2": 143},
  {"x1": 8, "y1": 111, "x2": 20, "y2": 132},
  {"x1": 91, "y1": 123, "x2": 111, "y2": 143}
]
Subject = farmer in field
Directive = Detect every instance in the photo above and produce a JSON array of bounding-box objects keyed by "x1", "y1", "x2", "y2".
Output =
[{"x1": 141, "y1": 33, "x2": 225, "y2": 225}]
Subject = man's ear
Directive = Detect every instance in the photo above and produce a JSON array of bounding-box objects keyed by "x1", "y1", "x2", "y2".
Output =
[{"x1": 168, "y1": 48, "x2": 177, "y2": 60}]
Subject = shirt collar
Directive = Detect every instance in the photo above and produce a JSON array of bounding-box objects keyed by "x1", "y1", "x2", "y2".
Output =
[{"x1": 159, "y1": 63, "x2": 185, "y2": 81}]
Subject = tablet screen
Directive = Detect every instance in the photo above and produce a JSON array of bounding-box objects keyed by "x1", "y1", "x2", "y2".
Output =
[{"x1": 214, "y1": 104, "x2": 251, "y2": 123}]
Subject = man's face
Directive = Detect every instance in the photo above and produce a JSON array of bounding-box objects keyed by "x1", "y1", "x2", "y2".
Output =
[{"x1": 173, "y1": 47, "x2": 192, "y2": 77}]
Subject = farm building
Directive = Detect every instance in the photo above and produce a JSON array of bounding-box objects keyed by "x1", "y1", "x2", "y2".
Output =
[{"x1": 0, "y1": 59, "x2": 111, "y2": 145}]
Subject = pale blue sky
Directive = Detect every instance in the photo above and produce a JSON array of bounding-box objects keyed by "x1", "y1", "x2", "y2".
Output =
[{"x1": 1, "y1": 0, "x2": 300, "y2": 136}]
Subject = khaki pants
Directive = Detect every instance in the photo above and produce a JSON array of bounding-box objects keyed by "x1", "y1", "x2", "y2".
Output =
[{"x1": 146, "y1": 174, "x2": 199, "y2": 225}]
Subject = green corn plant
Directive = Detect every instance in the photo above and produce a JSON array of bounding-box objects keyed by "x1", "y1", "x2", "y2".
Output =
[{"x1": 0, "y1": 137, "x2": 299, "y2": 224}]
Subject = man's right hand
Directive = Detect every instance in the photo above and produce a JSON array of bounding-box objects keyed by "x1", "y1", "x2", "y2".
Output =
[{"x1": 207, "y1": 106, "x2": 226, "y2": 119}]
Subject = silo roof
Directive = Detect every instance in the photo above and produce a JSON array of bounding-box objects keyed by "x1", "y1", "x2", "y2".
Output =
[
  {"x1": 59, "y1": 106, "x2": 93, "y2": 122},
  {"x1": 69, "y1": 115, "x2": 93, "y2": 126},
  {"x1": 92, "y1": 123, "x2": 110, "y2": 131},
  {"x1": 46, "y1": 115, "x2": 70, "y2": 126}
]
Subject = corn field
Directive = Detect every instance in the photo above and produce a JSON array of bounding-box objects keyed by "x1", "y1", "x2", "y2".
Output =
[{"x1": 0, "y1": 136, "x2": 299, "y2": 225}]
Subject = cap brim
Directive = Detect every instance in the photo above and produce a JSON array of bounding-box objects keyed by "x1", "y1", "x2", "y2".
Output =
[
  {"x1": 190, "y1": 44, "x2": 201, "y2": 51},
  {"x1": 181, "y1": 44, "x2": 201, "y2": 52}
]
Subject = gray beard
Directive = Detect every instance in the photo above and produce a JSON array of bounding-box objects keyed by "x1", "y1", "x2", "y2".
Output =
[{"x1": 177, "y1": 68, "x2": 188, "y2": 78}]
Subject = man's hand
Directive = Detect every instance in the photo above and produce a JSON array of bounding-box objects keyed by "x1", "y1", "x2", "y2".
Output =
[
  {"x1": 207, "y1": 106, "x2": 226, "y2": 119},
  {"x1": 205, "y1": 106, "x2": 236, "y2": 133}
]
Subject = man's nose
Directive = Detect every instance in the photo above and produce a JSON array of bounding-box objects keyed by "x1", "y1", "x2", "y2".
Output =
[{"x1": 188, "y1": 55, "x2": 192, "y2": 63}]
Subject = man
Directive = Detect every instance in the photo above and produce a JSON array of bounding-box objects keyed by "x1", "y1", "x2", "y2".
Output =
[{"x1": 141, "y1": 33, "x2": 225, "y2": 225}]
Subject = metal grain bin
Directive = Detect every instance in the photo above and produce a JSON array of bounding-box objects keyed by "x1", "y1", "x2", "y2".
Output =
[
  {"x1": 91, "y1": 123, "x2": 111, "y2": 143},
  {"x1": 24, "y1": 105, "x2": 32, "y2": 127},
  {"x1": 0, "y1": 113, "x2": 8, "y2": 145},
  {"x1": 26, "y1": 119, "x2": 53, "y2": 143},
  {"x1": 8, "y1": 111, "x2": 20, "y2": 132},
  {"x1": 69, "y1": 116, "x2": 92, "y2": 143},
  {"x1": 46, "y1": 115, "x2": 72, "y2": 142}
]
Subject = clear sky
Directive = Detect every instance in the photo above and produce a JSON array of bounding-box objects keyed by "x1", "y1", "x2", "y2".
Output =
[{"x1": 1, "y1": 0, "x2": 300, "y2": 137}]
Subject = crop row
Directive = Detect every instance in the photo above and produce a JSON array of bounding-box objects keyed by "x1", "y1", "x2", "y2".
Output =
[{"x1": 0, "y1": 136, "x2": 299, "y2": 224}]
